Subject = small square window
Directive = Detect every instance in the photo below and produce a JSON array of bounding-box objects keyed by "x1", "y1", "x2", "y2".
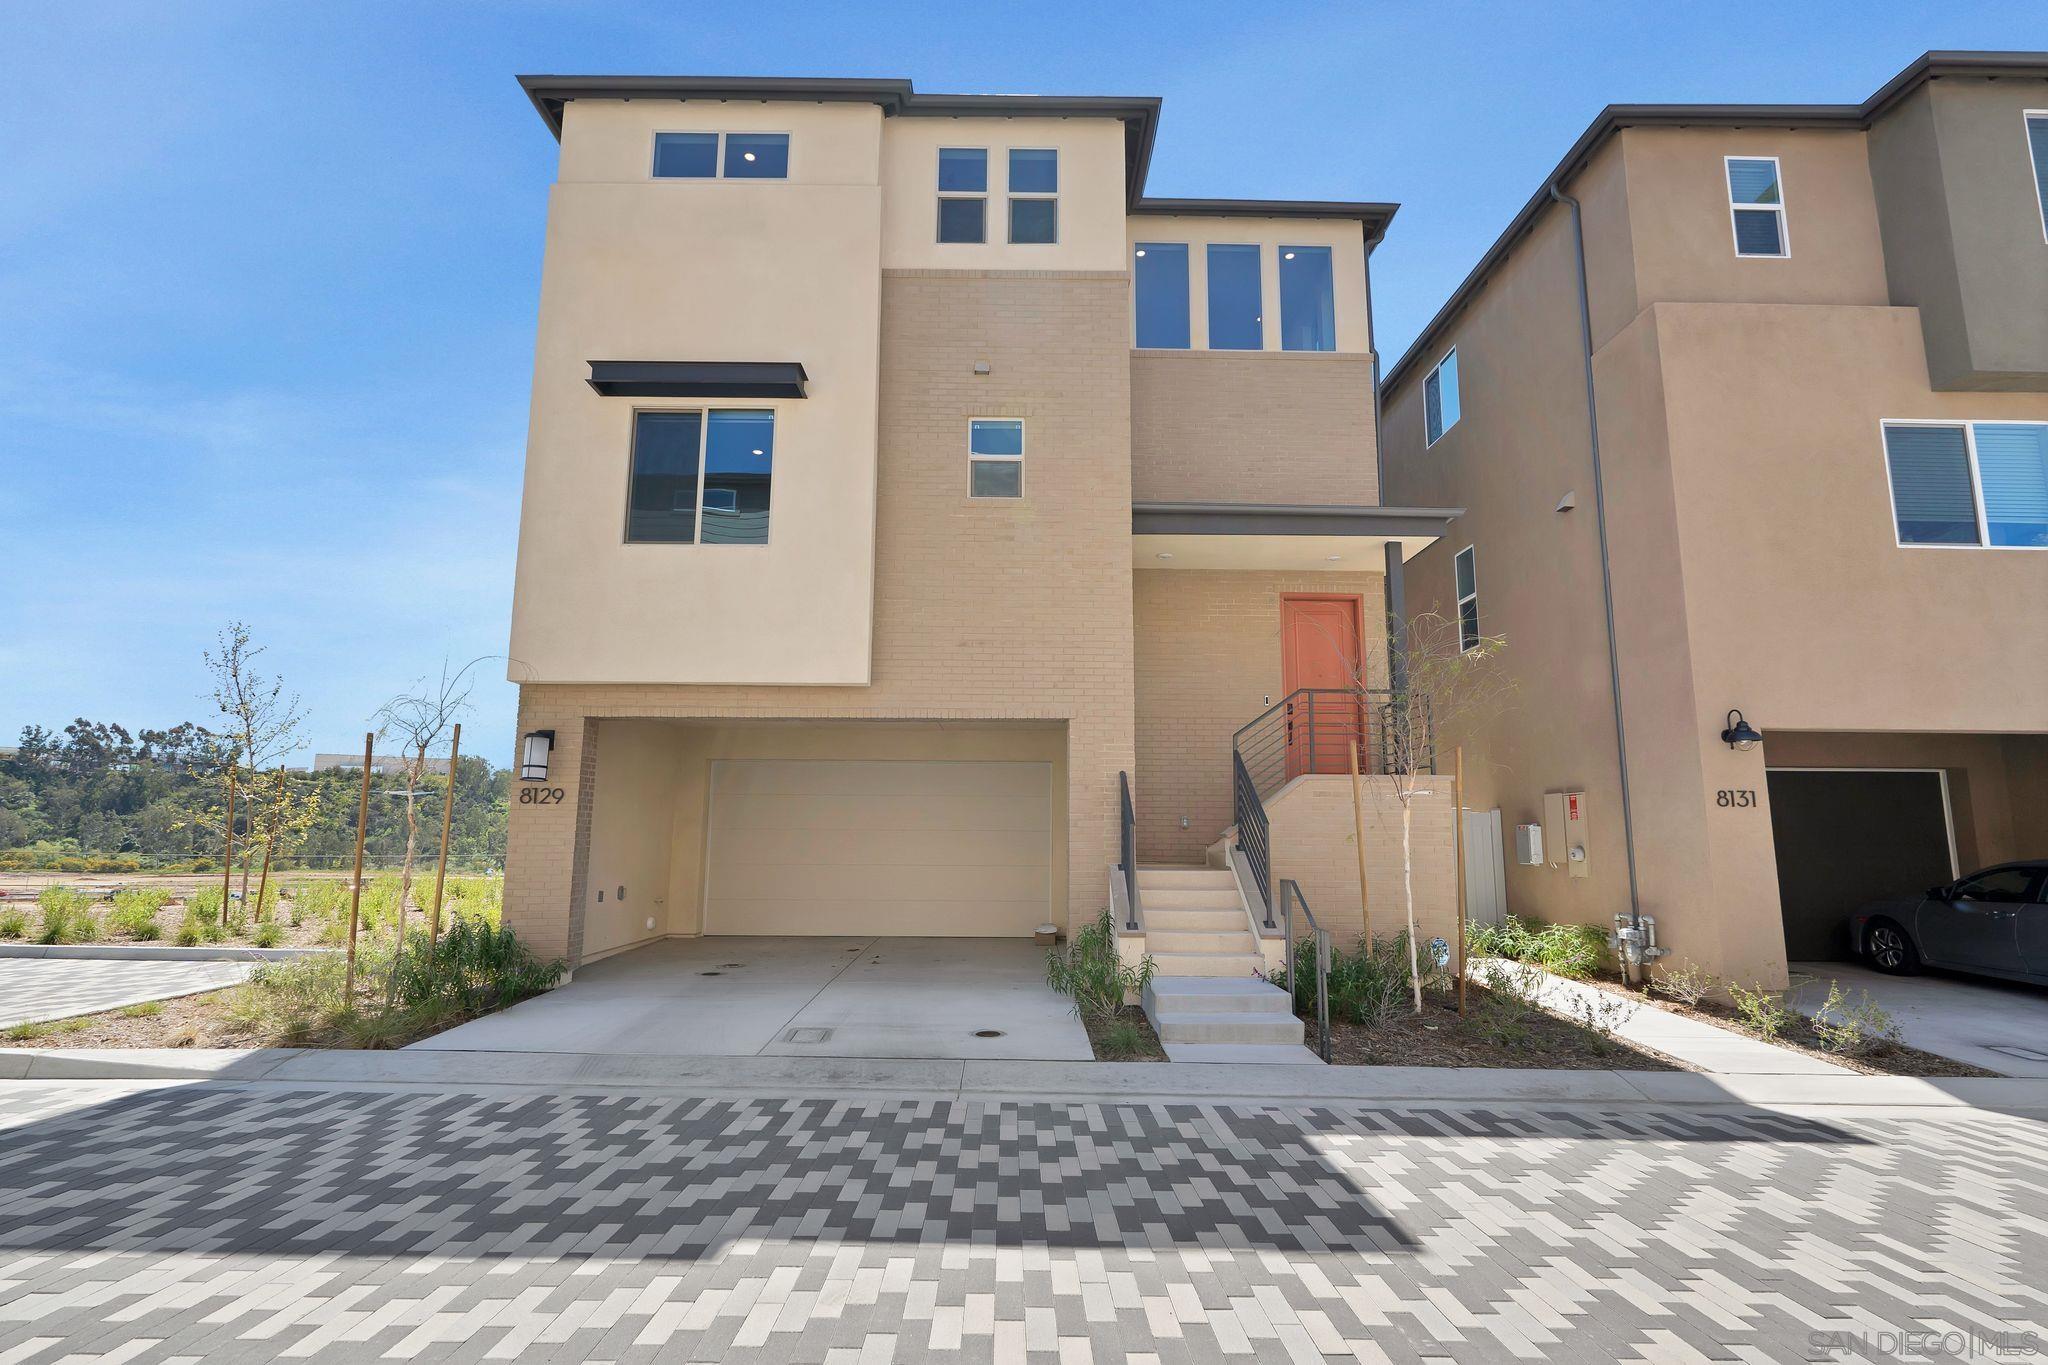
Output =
[
  {"x1": 1008, "y1": 148, "x2": 1057, "y2": 194},
  {"x1": 723, "y1": 133, "x2": 788, "y2": 179},
  {"x1": 939, "y1": 196, "x2": 986, "y2": 243},
  {"x1": 969, "y1": 419, "x2": 1024, "y2": 499},
  {"x1": 653, "y1": 133, "x2": 717, "y2": 179},
  {"x1": 1009, "y1": 197, "x2": 1057, "y2": 244},
  {"x1": 939, "y1": 147, "x2": 987, "y2": 193}
]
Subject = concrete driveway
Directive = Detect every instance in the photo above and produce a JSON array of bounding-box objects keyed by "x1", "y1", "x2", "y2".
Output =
[
  {"x1": 1790, "y1": 960, "x2": 2048, "y2": 1076},
  {"x1": 415, "y1": 936, "x2": 1094, "y2": 1061}
]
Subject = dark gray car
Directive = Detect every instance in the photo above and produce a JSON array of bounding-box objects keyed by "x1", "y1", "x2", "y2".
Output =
[{"x1": 1851, "y1": 861, "x2": 2048, "y2": 984}]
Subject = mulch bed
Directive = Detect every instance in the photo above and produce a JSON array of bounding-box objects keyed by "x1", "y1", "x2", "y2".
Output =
[
  {"x1": 1579, "y1": 971, "x2": 1999, "y2": 1078},
  {"x1": 1304, "y1": 983, "x2": 1686, "y2": 1070},
  {"x1": 1081, "y1": 1007, "x2": 1168, "y2": 1062}
]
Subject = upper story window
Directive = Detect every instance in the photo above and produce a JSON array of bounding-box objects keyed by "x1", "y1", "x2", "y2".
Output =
[
  {"x1": 626, "y1": 409, "x2": 775, "y2": 545},
  {"x1": 2027, "y1": 112, "x2": 2048, "y2": 243},
  {"x1": 1278, "y1": 246, "x2": 1335, "y2": 351},
  {"x1": 1132, "y1": 243, "x2": 1191, "y2": 348},
  {"x1": 653, "y1": 132, "x2": 789, "y2": 180},
  {"x1": 1206, "y1": 244, "x2": 1263, "y2": 350},
  {"x1": 937, "y1": 147, "x2": 987, "y2": 243},
  {"x1": 1725, "y1": 156, "x2": 1788, "y2": 257},
  {"x1": 1883, "y1": 420, "x2": 2048, "y2": 549},
  {"x1": 1454, "y1": 546, "x2": 1480, "y2": 652},
  {"x1": 1008, "y1": 149, "x2": 1058, "y2": 244},
  {"x1": 1424, "y1": 348, "x2": 1461, "y2": 447},
  {"x1": 969, "y1": 419, "x2": 1024, "y2": 498}
]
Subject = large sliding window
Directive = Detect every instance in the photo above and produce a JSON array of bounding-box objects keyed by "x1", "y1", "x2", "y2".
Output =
[
  {"x1": 1132, "y1": 243, "x2": 1190, "y2": 348},
  {"x1": 627, "y1": 409, "x2": 775, "y2": 545},
  {"x1": 1278, "y1": 246, "x2": 1335, "y2": 351},
  {"x1": 653, "y1": 132, "x2": 788, "y2": 180},
  {"x1": 1206, "y1": 244, "x2": 1263, "y2": 350},
  {"x1": 1883, "y1": 420, "x2": 2048, "y2": 549}
]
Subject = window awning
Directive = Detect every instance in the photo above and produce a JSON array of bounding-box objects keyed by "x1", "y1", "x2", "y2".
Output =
[
  {"x1": 1132, "y1": 501, "x2": 1462, "y2": 569},
  {"x1": 587, "y1": 361, "x2": 809, "y2": 399}
]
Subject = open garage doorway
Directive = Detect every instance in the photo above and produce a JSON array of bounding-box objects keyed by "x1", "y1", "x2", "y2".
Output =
[{"x1": 1766, "y1": 768, "x2": 1956, "y2": 961}]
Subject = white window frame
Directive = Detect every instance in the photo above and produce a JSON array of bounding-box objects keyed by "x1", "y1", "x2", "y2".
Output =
[
  {"x1": 937, "y1": 146, "x2": 989, "y2": 244},
  {"x1": 2026, "y1": 111, "x2": 2048, "y2": 245},
  {"x1": 967, "y1": 418, "x2": 1025, "y2": 499},
  {"x1": 625, "y1": 406, "x2": 777, "y2": 546},
  {"x1": 650, "y1": 131, "x2": 791, "y2": 181},
  {"x1": 1006, "y1": 147, "x2": 1059, "y2": 245},
  {"x1": 1724, "y1": 155, "x2": 1789, "y2": 259},
  {"x1": 1453, "y1": 545, "x2": 1480, "y2": 653},
  {"x1": 1879, "y1": 417, "x2": 2048, "y2": 552},
  {"x1": 1424, "y1": 346, "x2": 1460, "y2": 448}
]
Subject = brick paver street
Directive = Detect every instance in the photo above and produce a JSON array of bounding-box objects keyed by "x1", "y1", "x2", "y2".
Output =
[{"x1": 0, "y1": 1081, "x2": 2042, "y2": 1362}]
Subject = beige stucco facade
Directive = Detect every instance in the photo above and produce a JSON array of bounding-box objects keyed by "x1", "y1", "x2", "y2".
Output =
[
  {"x1": 1381, "y1": 59, "x2": 2048, "y2": 992},
  {"x1": 502, "y1": 77, "x2": 1425, "y2": 968}
]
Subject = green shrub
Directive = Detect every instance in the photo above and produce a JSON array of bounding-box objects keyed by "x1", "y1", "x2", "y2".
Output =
[
  {"x1": 1466, "y1": 914, "x2": 1609, "y2": 979},
  {"x1": 391, "y1": 913, "x2": 564, "y2": 1015},
  {"x1": 1728, "y1": 981, "x2": 1791, "y2": 1040},
  {"x1": 109, "y1": 887, "x2": 171, "y2": 939},
  {"x1": 357, "y1": 874, "x2": 407, "y2": 930},
  {"x1": 35, "y1": 888, "x2": 99, "y2": 945},
  {"x1": 1806, "y1": 980, "x2": 1901, "y2": 1057},
  {"x1": 119, "y1": 1000, "x2": 164, "y2": 1018},
  {"x1": 1045, "y1": 909, "x2": 1154, "y2": 1025},
  {"x1": 252, "y1": 920, "x2": 284, "y2": 948},
  {"x1": 285, "y1": 880, "x2": 349, "y2": 926},
  {"x1": 187, "y1": 885, "x2": 225, "y2": 922},
  {"x1": 1280, "y1": 929, "x2": 1431, "y2": 1030},
  {"x1": 1096, "y1": 1018, "x2": 1150, "y2": 1060},
  {"x1": 0, "y1": 907, "x2": 28, "y2": 938},
  {"x1": 441, "y1": 875, "x2": 504, "y2": 926},
  {"x1": 175, "y1": 906, "x2": 226, "y2": 947}
]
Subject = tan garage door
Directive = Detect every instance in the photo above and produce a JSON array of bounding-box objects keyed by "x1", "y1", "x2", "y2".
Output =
[{"x1": 704, "y1": 759, "x2": 1053, "y2": 936}]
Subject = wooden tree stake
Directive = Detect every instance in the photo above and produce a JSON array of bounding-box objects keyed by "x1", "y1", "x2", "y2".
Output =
[
  {"x1": 426, "y1": 722, "x2": 460, "y2": 987},
  {"x1": 219, "y1": 763, "x2": 237, "y2": 926},
  {"x1": 1349, "y1": 738, "x2": 1372, "y2": 943},
  {"x1": 343, "y1": 732, "x2": 373, "y2": 1006}
]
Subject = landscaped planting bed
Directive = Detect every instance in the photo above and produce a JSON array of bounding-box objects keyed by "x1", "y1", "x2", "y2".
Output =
[{"x1": 0, "y1": 875, "x2": 502, "y2": 951}]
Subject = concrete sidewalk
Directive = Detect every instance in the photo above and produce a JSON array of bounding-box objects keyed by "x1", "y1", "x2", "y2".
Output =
[{"x1": 3, "y1": 1045, "x2": 2045, "y2": 1112}]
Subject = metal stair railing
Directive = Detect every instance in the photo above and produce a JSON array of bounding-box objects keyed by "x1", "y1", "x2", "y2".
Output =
[
  {"x1": 1279, "y1": 878, "x2": 1332, "y2": 1064},
  {"x1": 1118, "y1": 770, "x2": 1139, "y2": 931}
]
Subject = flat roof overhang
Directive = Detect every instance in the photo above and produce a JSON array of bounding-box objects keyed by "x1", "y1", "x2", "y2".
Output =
[
  {"x1": 1131, "y1": 501, "x2": 1462, "y2": 570},
  {"x1": 587, "y1": 360, "x2": 808, "y2": 398}
]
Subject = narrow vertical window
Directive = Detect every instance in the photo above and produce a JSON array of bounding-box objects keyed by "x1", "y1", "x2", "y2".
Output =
[
  {"x1": 1726, "y1": 156, "x2": 1788, "y2": 257},
  {"x1": 1454, "y1": 547, "x2": 1480, "y2": 653},
  {"x1": 1133, "y1": 243, "x2": 1190, "y2": 349},
  {"x1": 2027, "y1": 113, "x2": 2048, "y2": 243},
  {"x1": 652, "y1": 133, "x2": 717, "y2": 179},
  {"x1": 1278, "y1": 246, "x2": 1335, "y2": 351},
  {"x1": 938, "y1": 148, "x2": 987, "y2": 243},
  {"x1": 1008, "y1": 148, "x2": 1058, "y2": 244},
  {"x1": 627, "y1": 412, "x2": 705, "y2": 543},
  {"x1": 1883, "y1": 424, "x2": 1979, "y2": 546},
  {"x1": 969, "y1": 419, "x2": 1024, "y2": 498},
  {"x1": 701, "y1": 410, "x2": 774, "y2": 544},
  {"x1": 1424, "y1": 348, "x2": 1461, "y2": 447},
  {"x1": 1206, "y1": 244, "x2": 1263, "y2": 350}
]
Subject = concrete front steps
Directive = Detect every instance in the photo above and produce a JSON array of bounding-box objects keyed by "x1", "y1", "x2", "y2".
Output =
[{"x1": 1133, "y1": 865, "x2": 1320, "y2": 1063}]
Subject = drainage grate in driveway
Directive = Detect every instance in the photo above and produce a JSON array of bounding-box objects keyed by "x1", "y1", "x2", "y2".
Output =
[{"x1": 781, "y1": 1027, "x2": 834, "y2": 1044}]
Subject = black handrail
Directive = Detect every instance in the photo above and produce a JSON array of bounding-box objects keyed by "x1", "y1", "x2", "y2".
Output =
[
  {"x1": 1233, "y1": 687, "x2": 1432, "y2": 805},
  {"x1": 1118, "y1": 770, "x2": 1139, "y2": 931},
  {"x1": 1232, "y1": 750, "x2": 1273, "y2": 928},
  {"x1": 1279, "y1": 878, "x2": 1332, "y2": 1064}
]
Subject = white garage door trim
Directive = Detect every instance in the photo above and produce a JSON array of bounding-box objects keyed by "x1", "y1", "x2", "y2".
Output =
[
  {"x1": 703, "y1": 759, "x2": 1054, "y2": 937},
  {"x1": 1768, "y1": 766, "x2": 1958, "y2": 877}
]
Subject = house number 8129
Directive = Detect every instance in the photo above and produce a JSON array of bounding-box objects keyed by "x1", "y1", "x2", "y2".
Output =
[
  {"x1": 519, "y1": 787, "x2": 565, "y2": 805},
  {"x1": 1716, "y1": 789, "x2": 1756, "y2": 808}
]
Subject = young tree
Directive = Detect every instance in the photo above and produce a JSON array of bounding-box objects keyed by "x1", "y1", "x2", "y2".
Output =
[
  {"x1": 1368, "y1": 610, "x2": 1510, "y2": 1012},
  {"x1": 203, "y1": 623, "x2": 306, "y2": 899},
  {"x1": 250, "y1": 769, "x2": 323, "y2": 922},
  {"x1": 370, "y1": 659, "x2": 484, "y2": 1007}
]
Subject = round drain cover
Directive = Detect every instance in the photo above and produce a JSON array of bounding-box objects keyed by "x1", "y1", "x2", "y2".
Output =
[{"x1": 974, "y1": 1029, "x2": 1005, "y2": 1039}]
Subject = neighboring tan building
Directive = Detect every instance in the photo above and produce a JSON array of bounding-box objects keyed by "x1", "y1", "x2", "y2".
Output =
[
  {"x1": 1381, "y1": 51, "x2": 2048, "y2": 991},
  {"x1": 500, "y1": 74, "x2": 1463, "y2": 1034}
]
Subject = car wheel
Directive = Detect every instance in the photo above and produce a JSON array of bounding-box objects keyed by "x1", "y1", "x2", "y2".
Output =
[{"x1": 1865, "y1": 919, "x2": 1919, "y2": 975}]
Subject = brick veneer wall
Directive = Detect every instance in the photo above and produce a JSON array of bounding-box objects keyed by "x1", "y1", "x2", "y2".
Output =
[
  {"x1": 1131, "y1": 569, "x2": 1391, "y2": 865},
  {"x1": 504, "y1": 269, "x2": 1137, "y2": 962},
  {"x1": 1131, "y1": 351, "x2": 1377, "y2": 504},
  {"x1": 1267, "y1": 775, "x2": 1460, "y2": 952}
]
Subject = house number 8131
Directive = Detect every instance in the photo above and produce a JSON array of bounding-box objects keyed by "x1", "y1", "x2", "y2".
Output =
[{"x1": 1716, "y1": 789, "x2": 1756, "y2": 808}]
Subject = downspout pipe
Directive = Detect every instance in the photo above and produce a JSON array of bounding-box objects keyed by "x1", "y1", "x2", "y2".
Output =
[{"x1": 1547, "y1": 180, "x2": 1644, "y2": 939}]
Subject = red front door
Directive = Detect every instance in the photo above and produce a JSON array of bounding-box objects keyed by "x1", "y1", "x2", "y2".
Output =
[{"x1": 1280, "y1": 595, "x2": 1364, "y2": 778}]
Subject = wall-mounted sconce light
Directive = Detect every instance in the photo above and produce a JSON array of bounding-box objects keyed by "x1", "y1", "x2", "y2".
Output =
[
  {"x1": 1719, "y1": 709, "x2": 1762, "y2": 752},
  {"x1": 520, "y1": 730, "x2": 555, "y2": 781}
]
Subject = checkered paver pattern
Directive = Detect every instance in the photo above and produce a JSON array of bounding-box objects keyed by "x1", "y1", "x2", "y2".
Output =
[
  {"x1": 0, "y1": 1084, "x2": 2043, "y2": 1362},
  {"x1": 0, "y1": 959, "x2": 252, "y2": 1028}
]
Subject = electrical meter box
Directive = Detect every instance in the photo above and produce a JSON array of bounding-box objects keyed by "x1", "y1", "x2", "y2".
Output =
[
  {"x1": 1542, "y1": 791, "x2": 1589, "y2": 877},
  {"x1": 1515, "y1": 823, "x2": 1543, "y2": 865}
]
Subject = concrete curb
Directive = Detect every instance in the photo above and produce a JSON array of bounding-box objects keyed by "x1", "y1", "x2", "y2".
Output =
[
  {"x1": 3, "y1": 1047, "x2": 2045, "y2": 1111},
  {"x1": 0, "y1": 944, "x2": 335, "y2": 963}
]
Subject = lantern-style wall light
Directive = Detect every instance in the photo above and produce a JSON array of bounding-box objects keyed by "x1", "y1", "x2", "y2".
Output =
[
  {"x1": 520, "y1": 730, "x2": 555, "y2": 782},
  {"x1": 1719, "y1": 709, "x2": 1763, "y2": 752}
]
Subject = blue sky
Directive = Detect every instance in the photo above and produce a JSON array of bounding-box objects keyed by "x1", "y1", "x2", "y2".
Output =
[{"x1": 3, "y1": 2, "x2": 2041, "y2": 767}]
